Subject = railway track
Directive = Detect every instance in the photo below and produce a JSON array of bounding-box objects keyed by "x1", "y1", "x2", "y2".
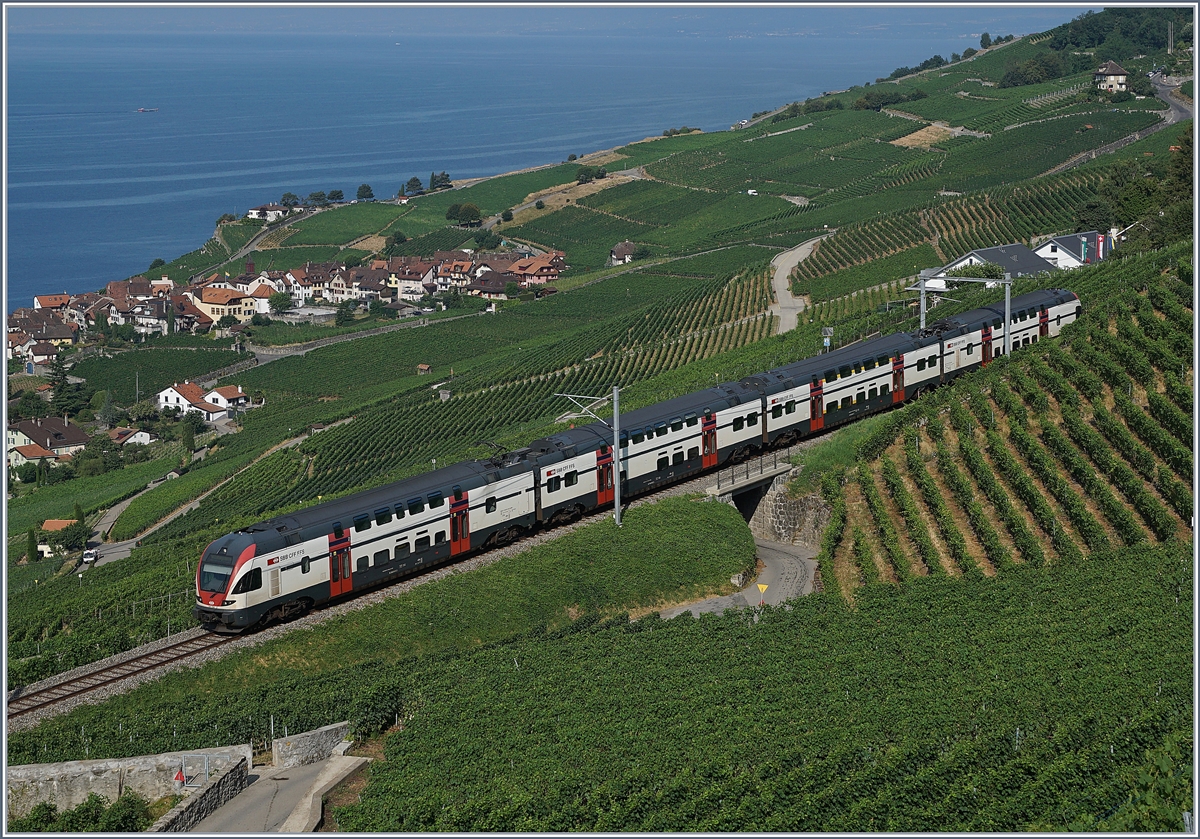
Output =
[{"x1": 7, "y1": 632, "x2": 236, "y2": 723}]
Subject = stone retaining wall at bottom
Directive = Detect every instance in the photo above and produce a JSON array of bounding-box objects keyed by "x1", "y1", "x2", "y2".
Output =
[
  {"x1": 6, "y1": 744, "x2": 251, "y2": 820},
  {"x1": 148, "y1": 757, "x2": 248, "y2": 833},
  {"x1": 273, "y1": 721, "x2": 350, "y2": 768},
  {"x1": 747, "y1": 469, "x2": 831, "y2": 548}
]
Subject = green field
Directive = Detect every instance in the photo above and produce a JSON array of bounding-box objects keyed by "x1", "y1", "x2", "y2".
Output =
[
  {"x1": 283, "y1": 202, "x2": 409, "y2": 245},
  {"x1": 70, "y1": 348, "x2": 253, "y2": 406}
]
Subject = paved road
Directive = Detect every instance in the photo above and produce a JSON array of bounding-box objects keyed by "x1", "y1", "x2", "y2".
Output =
[
  {"x1": 769, "y1": 233, "x2": 833, "y2": 333},
  {"x1": 190, "y1": 761, "x2": 329, "y2": 833},
  {"x1": 660, "y1": 538, "x2": 817, "y2": 619}
]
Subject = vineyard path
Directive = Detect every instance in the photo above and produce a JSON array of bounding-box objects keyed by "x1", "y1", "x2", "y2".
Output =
[{"x1": 771, "y1": 232, "x2": 834, "y2": 332}]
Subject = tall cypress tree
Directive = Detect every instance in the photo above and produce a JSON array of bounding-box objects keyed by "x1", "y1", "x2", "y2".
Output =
[{"x1": 26, "y1": 527, "x2": 38, "y2": 562}]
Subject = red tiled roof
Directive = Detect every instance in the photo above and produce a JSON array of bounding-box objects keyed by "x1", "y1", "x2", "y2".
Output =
[
  {"x1": 41, "y1": 518, "x2": 77, "y2": 532},
  {"x1": 170, "y1": 381, "x2": 208, "y2": 404},
  {"x1": 13, "y1": 443, "x2": 57, "y2": 460},
  {"x1": 210, "y1": 385, "x2": 245, "y2": 399},
  {"x1": 34, "y1": 294, "x2": 70, "y2": 309},
  {"x1": 200, "y1": 288, "x2": 246, "y2": 305}
]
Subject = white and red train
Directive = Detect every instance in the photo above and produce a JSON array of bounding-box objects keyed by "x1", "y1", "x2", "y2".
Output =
[{"x1": 196, "y1": 288, "x2": 1079, "y2": 630}]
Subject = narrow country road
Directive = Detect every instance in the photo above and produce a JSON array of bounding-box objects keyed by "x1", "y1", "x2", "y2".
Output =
[{"x1": 769, "y1": 232, "x2": 834, "y2": 333}]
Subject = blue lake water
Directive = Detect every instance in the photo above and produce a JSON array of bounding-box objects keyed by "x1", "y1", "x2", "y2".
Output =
[{"x1": 5, "y1": 8, "x2": 1080, "y2": 311}]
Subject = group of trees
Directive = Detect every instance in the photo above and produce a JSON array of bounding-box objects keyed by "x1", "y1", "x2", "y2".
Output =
[
  {"x1": 1074, "y1": 124, "x2": 1192, "y2": 251},
  {"x1": 771, "y1": 96, "x2": 845, "y2": 123},
  {"x1": 662, "y1": 126, "x2": 694, "y2": 137},
  {"x1": 1048, "y1": 8, "x2": 1192, "y2": 59},
  {"x1": 851, "y1": 87, "x2": 928, "y2": 111},
  {"x1": 445, "y1": 202, "x2": 482, "y2": 225},
  {"x1": 575, "y1": 165, "x2": 607, "y2": 184},
  {"x1": 999, "y1": 52, "x2": 1068, "y2": 88},
  {"x1": 278, "y1": 185, "x2": 373, "y2": 208},
  {"x1": 978, "y1": 32, "x2": 1014, "y2": 49}
]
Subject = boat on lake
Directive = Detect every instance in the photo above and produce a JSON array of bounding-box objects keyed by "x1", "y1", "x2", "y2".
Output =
[{"x1": 137, "y1": 107, "x2": 159, "y2": 112}]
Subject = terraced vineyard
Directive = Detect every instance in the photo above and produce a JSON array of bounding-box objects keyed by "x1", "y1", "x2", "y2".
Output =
[
  {"x1": 792, "y1": 168, "x2": 1105, "y2": 298},
  {"x1": 815, "y1": 242, "x2": 1193, "y2": 599}
]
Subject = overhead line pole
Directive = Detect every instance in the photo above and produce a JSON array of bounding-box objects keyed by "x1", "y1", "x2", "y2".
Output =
[{"x1": 553, "y1": 385, "x2": 623, "y2": 527}]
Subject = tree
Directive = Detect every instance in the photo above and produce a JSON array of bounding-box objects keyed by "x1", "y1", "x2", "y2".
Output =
[
  {"x1": 148, "y1": 258, "x2": 166, "y2": 271},
  {"x1": 457, "y1": 203, "x2": 481, "y2": 224},
  {"x1": 268, "y1": 291, "x2": 294, "y2": 314},
  {"x1": 951, "y1": 52, "x2": 961, "y2": 62},
  {"x1": 504, "y1": 281, "x2": 521, "y2": 298},
  {"x1": 567, "y1": 153, "x2": 577, "y2": 161},
  {"x1": 328, "y1": 189, "x2": 344, "y2": 202},
  {"x1": 632, "y1": 245, "x2": 653, "y2": 260},
  {"x1": 306, "y1": 191, "x2": 328, "y2": 207},
  {"x1": 335, "y1": 300, "x2": 356, "y2": 326},
  {"x1": 16, "y1": 389, "x2": 50, "y2": 419},
  {"x1": 47, "y1": 519, "x2": 89, "y2": 553},
  {"x1": 576, "y1": 165, "x2": 597, "y2": 184},
  {"x1": 250, "y1": 312, "x2": 272, "y2": 326},
  {"x1": 166, "y1": 302, "x2": 175, "y2": 334},
  {"x1": 280, "y1": 192, "x2": 300, "y2": 207},
  {"x1": 961, "y1": 47, "x2": 977, "y2": 59},
  {"x1": 1075, "y1": 197, "x2": 1114, "y2": 232},
  {"x1": 217, "y1": 213, "x2": 237, "y2": 224},
  {"x1": 26, "y1": 527, "x2": 38, "y2": 562},
  {"x1": 980, "y1": 32, "x2": 991, "y2": 49},
  {"x1": 127, "y1": 399, "x2": 158, "y2": 425},
  {"x1": 216, "y1": 314, "x2": 239, "y2": 329},
  {"x1": 47, "y1": 354, "x2": 68, "y2": 395},
  {"x1": 180, "y1": 421, "x2": 194, "y2": 453},
  {"x1": 946, "y1": 262, "x2": 1006, "y2": 280},
  {"x1": 430, "y1": 171, "x2": 452, "y2": 190},
  {"x1": 357, "y1": 183, "x2": 374, "y2": 200},
  {"x1": 501, "y1": 209, "x2": 513, "y2": 222},
  {"x1": 97, "y1": 392, "x2": 119, "y2": 427},
  {"x1": 445, "y1": 203, "x2": 462, "y2": 221},
  {"x1": 403, "y1": 177, "x2": 424, "y2": 195},
  {"x1": 535, "y1": 199, "x2": 545, "y2": 210}
]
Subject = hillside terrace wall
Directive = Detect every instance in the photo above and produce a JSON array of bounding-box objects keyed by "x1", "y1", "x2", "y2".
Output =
[
  {"x1": 272, "y1": 721, "x2": 350, "y2": 768},
  {"x1": 6, "y1": 744, "x2": 251, "y2": 820}
]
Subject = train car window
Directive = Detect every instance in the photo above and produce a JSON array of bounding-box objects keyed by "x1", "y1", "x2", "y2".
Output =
[
  {"x1": 485, "y1": 497, "x2": 498, "y2": 513},
  {"x1": 393, "y1": 504, "x2": 406, "y2": 519},
  {"x1": 868, "y1": 387, "x2": 878, "y2": 399},
  {"x1": 772, "y1": 405, "x2": 784, "y2": 419},
  {"x1": 747, "y1": 412, "x2": 759, "y2": 426},
  {"x1": 333, "y1": 522, "x2": 344, "y2": 539},
  {"x1": 546, "y1": 476, "x2": 562, "y2": 493},
  {"x1": 357, "y1": 556, "x2": 369, "y2": 573},
  {"x1": 231, "y1": 568, "x2": 262, "y2": 594},
  {"x1": 917, "y1": 358, "x2": 926, "y2": 372},
  {"x1": 839, "y1": 365, "x2": 852, "y2": 379},
  {"x1": 428, "y1": 492, "x2": 445, "y2": 508},
  {"x1": 672, "y1": 451, "x2": 684, "y2": 465},
  {"x1": 331, "y1": 558, "x2": 340, "y2": 582},
  {"x1": 395, "y1": 542, "x2": 410, "y2": 559},
  {"x1": 453, "y1": 485, "x2": 463, "y2": 501},
  {"x1": 435, "y1": 531, "x2": 446, "y2": 544},
  {"x1": 565, "y1": 471, "x2": 578, "y2": 487},
  {"x1": 657, "y1": 456, "x2": 670, "y2": 470},
  {"x1": 881, "y1": 383, "x2": 890, "y2": 395},
  {"x1": 415, "y1": 535, "x2": 431, "y2": 551},
  {"x1": 929, "y1": 355, "x2": 937, "y2": 367},
  {"x1": 825, "y1": 402, "x2": 832, "y2": 414},
  {"x1": 840, "y1": 397, "x2": 852, "y2": 410},
  {"x1": 374, "y1": 549, "x2": 388, "y2": 566},
  {"x1": 966, "y1": 344, "x2": 974, "y2": 356},
  {"x1": 408, "y1": 498, "x2": 425, "y2": 515},
  {"x1": 852, "y1": 362, "x2": 862, "y2": 374},
  {"x1": 655, "y1": 423, "x2": 668, "y2": 437},
  {"x1": 620, "y1": 469, "x2": 627, "y2": 484},
  {"x1": 353, "y1": 514, "x2": 371, "y2": 533},
  {"x1": 375, "y1": 508, "x2": 392, "y2": 526},
  {"x1": 670, "y1": 418, "x2": 683, "y2": 432},
  {"x1": 786, "y1": 400, "x2": 796, "y2": 414},
  {"x1": 301, "y1": 556, "x2": 311, "y2": 574},
  {"x1": 685, "y1": 413, "x2": 698, "y2": 427},
  {"x1": 877, "y1": 355, "x2": 890, "y2": 367},
  {"x1": 688, "y1": 446, "x2": 700, "y2": 460},
  {"x1": 618, "y1": 433, "x2": 628, "y2": 448},
  {"x1": 863, "y1": 357, "x2": 876, "y2": 370},
  {"x1": 811, "y1": 375, "x2": 821, "y2": 387},
  {"x1": 631, "y1": 431, "x2": 645, "y2": 444},
  {"x1": 285, "y1": 532, "x2": 303, "y2": 546},
  {"x1": 733, "y1": 417, "x2": 745, "y2": 432},
  {"x1": 825, "y1": 369, "x2": 837, "y2": 382}
]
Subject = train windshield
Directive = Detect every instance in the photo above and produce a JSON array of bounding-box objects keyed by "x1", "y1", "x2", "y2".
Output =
[{"x1": 200, "y1": 554, "x2": 236, "y2": 592}]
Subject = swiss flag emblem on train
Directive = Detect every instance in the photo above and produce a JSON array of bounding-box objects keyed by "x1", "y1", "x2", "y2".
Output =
[{"x1": 267, "y1": 557, "x2": 279, "y2": 565}]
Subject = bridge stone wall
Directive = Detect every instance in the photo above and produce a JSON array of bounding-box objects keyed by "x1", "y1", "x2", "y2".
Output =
[{"x1": 747, "y1": 468, "x2": 831, "y2": 548}]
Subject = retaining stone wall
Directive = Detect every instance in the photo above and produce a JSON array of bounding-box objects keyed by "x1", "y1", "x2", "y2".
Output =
[
  {"x1": 148, "y1": 757, "x2": 248, "y2": 833},
  {"x1": 748, "y1": 468, "x2": 831, "y2": 548},
  {"x1": 6, "y1": 745, "x2": 251, "y2": 820},
  {"x1": 273, "y1": 721, "x2": 350, "y2": 768}
]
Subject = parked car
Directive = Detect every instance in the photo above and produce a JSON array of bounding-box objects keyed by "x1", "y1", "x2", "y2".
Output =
[{"x1": 83, "y1": 549, "x2": 100, "y2": 563}]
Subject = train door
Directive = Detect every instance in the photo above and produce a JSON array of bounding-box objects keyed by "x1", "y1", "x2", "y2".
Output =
[
  {"x1": 328, "y1": 526, "x2": 352, "y2": 597},
  {"x1": 596, "y1": 447, "x2": 615, "y2": 505},
  {"x1": 981, "y1": 326, "x2": 993, "y2": 367},
  {"x1": 450, "y1": 488, "x2": 470, "y2": 556},
  {"x1": 701, "y1": 412, "x2": 718, "y2": 468},
  {"x1": 809, "y1": 379, "x2": 824, "y2": 432},
  {"x1": 1038, "y1": 307, "x2": 1049, "y2": 338},
  {"x1": 891, "y1": 356, "x2": 905, "y2": 404}
]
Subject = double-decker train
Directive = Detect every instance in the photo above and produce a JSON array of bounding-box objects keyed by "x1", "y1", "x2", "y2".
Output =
[{"x1": 196, "y1": 288, "x2": 1080, "y2": 631}]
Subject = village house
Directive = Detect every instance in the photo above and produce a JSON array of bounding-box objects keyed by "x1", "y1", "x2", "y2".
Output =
[
  {"x1": 7, "y1": 442, "x2": 64, "y2": 470},
  {"x1": 186, "y1": 286, "x2": 254, "y2": 324},
  {"x1": 7, "y1": 333, "x2": 35, "y2": 361},
  {"x1": 1094, "y1": 60, "x2": 1128, "y2": 92},
  {"x1": 7, "y1": 417, "x2": 91, "y2": 458},
  {"x1": 32, "y1": 293, "x2": 71, "y2": 313},
  {"x1": 1032, "y1": 231, "x2": 1111, "y2": 269},
  {"x1": 156, "y1": 381, "x2": 227, "y2": 423},
  {"x1": 168, "y1": 295, "x2": 213, "y2": 334},
  {"x1": 205, "y1": 385, "x2": 252, "y2": 411},
  {"x1": 465, "y1": 271, "x2": 518, "y2": 299},
  {"x1": 27, "y1": 342, "x2": 59, "y2": 364},
  {"x1": 108, "y1": 427, "x2": 158, "y2": 446},
  {"x1": 610, "y1": 241, "x2": 637, "y2": 265},
  {"x1": 509, "y1": 252, "x2": 564, "y2": 286},
  {"x1": 934, "y1": 243, "x2": 1058, "y2": 280},
  {"x1": 246, "y1": 203, "x2": 297, "y2": 222}
]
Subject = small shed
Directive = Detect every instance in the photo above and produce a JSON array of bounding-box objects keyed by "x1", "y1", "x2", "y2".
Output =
[{"x1": 417, "y1": 363, "x2": 432, "y2": 375}]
